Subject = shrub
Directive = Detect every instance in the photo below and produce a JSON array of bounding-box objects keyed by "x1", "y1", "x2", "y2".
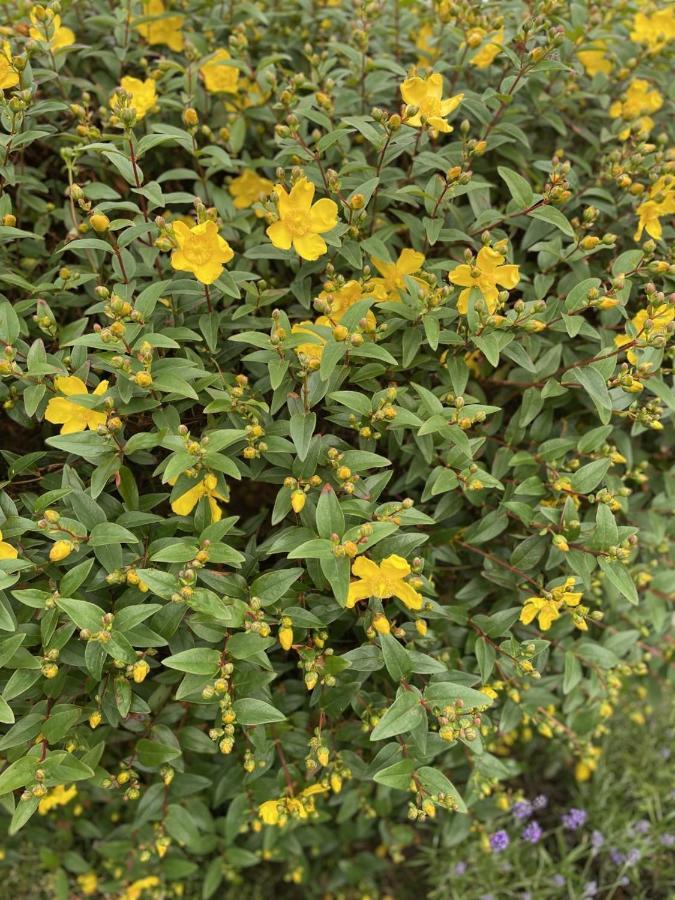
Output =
[{"x1": 0, "y1": 0, "x2": 673, "y2": 897}]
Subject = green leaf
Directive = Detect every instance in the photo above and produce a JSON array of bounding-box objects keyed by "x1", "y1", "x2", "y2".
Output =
[
  {"x1": 315, "y1": 484, "x2": 345, "y2": 539},
  {"x1": 137, "y1": 739, "x2": 182, "y2": 767},
  {"x1": 289, "y1": 412, "x2": 316, "y2": 461},
  {"x1": 370, "y1": 690, "x2": 424, "y2": 741},
  {"x1": 498, "y1": 166, "x2": 534, "y2": 207},
  {"x1": 598, "y1": 558, "x2": 639, "y2": 605},
  {"x1": 231, "y1": 698, "x2": 286, "y2": 725},
  {"x1": 372, "y1": 758, "x2": 415, "y2": 789},
  {"x1": 380, "y1": 633, "x2": 412, "y2": 682},
  {"x1": 162, "y1": 648, "x2": 221, "y2": 675},
  {"x1": 528, "y1": 205, "x2": 575, "y2": 238}
]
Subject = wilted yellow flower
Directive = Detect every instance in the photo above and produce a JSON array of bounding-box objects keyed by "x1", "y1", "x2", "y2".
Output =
[
  {"x1": 49, "y1": 540, "x2": 75, "y2": 562},
  {"x1": 470, "y1": 28, "x2": 504, "y2": 68},
  {"x1": 0, "y1": 530, "x2": 18, "y2": 560},
  {"x1": 111, "y1": 76, "x2": 157, "y2": 121},
  {"x1": 135, "y1": 0, "x2": 184, "y2": 52},
  {"x1": 401, "y1": 72, "x2": 463, "y2": 132},
  {"x1": 633, "y1": 175, "x2": 675, "y2": 241},
  {"x1": 449, "y1": 246, "x2": 520, "y2": 314},
  {"x1": 370, "y1": 249, "x2": 426, "y2": 302},
  {"x1": 77, "y1": 873, "x2": 98, "y2": 896},
  {"x1": 38, "y1": 784, "x2": 77, "y2": 815},
  {"x1": 615, "y1": 304, "x2": 674, "y2": 363},
  {"x1": 292, "y1": 320, "x2": 328, "y2": 363},
  {"x1": 0, "y1": 42, "x2": 19, "y2": 90},
  {"x1": 29, "y1": 10, "x2": 75, "y2": 52},
  {"x1": 229, "y1": 170, "x2": 273, "y2": 213},
  {"x1": 45, "y1": 376, "x2": 109, "y2": 434},
  {"x1": 171, "y1": 473, "x2": 227, "y2": 522},
  {"x1": 200, "y1": 48, "x2": 239, "y2": 93},
  {"x1": 89, "y1": 710, "x2": 102, "y2": 729},
  {"x1": 577, "y1": 40, "x2": 612, "y2": 76},
  {"x1": 347, "y1": 554, "x2": 422, "y2": 610},
  {"x1": 171, "y1": 220, "x2": 234, "y2": 284},
  {"x1": 630, "y1": 7, "x2": 675, "y2": 53},
  {"x1": 267, "y1": 177, "x2": 338, "y2": 261}
]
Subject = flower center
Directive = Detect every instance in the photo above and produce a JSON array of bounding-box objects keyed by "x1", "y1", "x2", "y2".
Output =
[
  {"x1": 419, "y1": 97, "x2": 441, "y2": 118},
  {"x1": 283, "y1": 210, "x2": 309, "y2": 237},
  {"x1": 182, "y1": 236, "x2": 212, "y2": 266}
]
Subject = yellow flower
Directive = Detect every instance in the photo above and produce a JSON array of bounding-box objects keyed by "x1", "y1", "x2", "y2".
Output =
[
  {"x1": 609, "y1": 78, "x2": 662, "y2": 126},
  {"x1": 470, "y1": 28, "x2": 504, "y2": 68},
  {"x1": 291, "y1": 490, "x2": 306, "y2": 513},
  {"x1": 449, "y1": 246, "x2": 520, "y2": 314},
  {"x1": 577, "y1": 40, "x2": 612, "y2": 76},
  {"x1": 372, "y1": 613, "x2": 391, "y2": 635},
  {"x1": 416, "y1": 23, "x2": 439, "y2": 64},
  {"x1": 258, "y1": 784, "x2": 328, "y2": 827},
  {"x1": 519, "y1": 596, "x2": 561, "y2": 631},
  {"x1": 317, "y1": 280, "x2": 376, "y2": 330},
  {"x1": 171, "y1": 220, "x2": 234, "y2": 284},
  {"x1": 38, "y1": 784, "x2": 77, "y2": 815},
  {"x1": 171, "y1": 473, "x2": 227, "y2": 522},
  {"x1": 370, "y1": 249, "x2": 426, "y2": 302},
  {"x1": 267, "y1": 177, "x2": 338, "y2": 261},
  {"x1": 615, "y1": 304, "x2": 674, "y2": 363},
  {"x1": 132, "y1": 659, "x2": 150, "y2": 683},
  {"x1": 630, "y1": 8, "x2": 675, "y2": 52},
  {"x1": 229, "y1": 169, "x2": 273, "y2": 213},
  {"x1": 111, "y1": 76, "x2": 157, "y2": 121},
  {"x1": 633, "y1": 175, "x2": 675, "y2": 241},
  {"x1": 77, "y1": 873, "x2": 98, "y2": 896},
  {"x1": 120, "y1": 876, "x2": 162, "y2": 900},
  {"x1": 279, "y1": 620, "x2": 294, "y2": 650},
  {"x1": 401, "y1": 72, "x2": 463, "y2": 132},
  {"x1": 29, "y1": 11, "x2": 75, "y2": 52},
  {"x1": 0, "y1": 42, "x2": 19, "y2": 90},
  {"x1": 44, "y1": 376, "x2": 109, "y2": 434},
  {"x1": 0, "y1": 530, "x2": 18, "y2": 560},
  {"x1": 199, "y1": 49, "x2": 239, "y2": 94},
  {"x1": 292, "y1": 320, "x2": 328, "y2": 363},
  {"x1": 135, "y1": 0, "x2": 184, "y2": 52},
  {"x1": 49, "y1": 540, "x2": 75, "y2": 563},
  {"x1": 347, "y1": 554, "x2": 422, "y2": 610}
]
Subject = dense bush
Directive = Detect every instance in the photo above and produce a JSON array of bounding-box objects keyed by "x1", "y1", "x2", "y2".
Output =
[{"x1": 0, "y1": 0, "x2": 673, "y2": 896}]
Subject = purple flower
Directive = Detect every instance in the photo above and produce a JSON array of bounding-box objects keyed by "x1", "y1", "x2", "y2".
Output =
[
  {"x1": 632, "y1": 819, "x2": 650, "y2": 835},
  {"x1": 453, "y1": 861, "x2": 467, "y2": 876},
  {"x1": 532, "y1": 794, "x2": 548, "y2": 810},
  {"x1": 489, "y1": 830, "x2": 510, "y2": 853},
  {"x1": 610, "y1": 848, "x2": 625, "y2": 866},
  {"x1": 626, "y1": 849, "x2": 641, "y2": 866},
  {"x1": 522, "y1": 820, "x2": 543, "y2": 844},
  {"x1": 583, "y1": 882, "x2": 598, "y2": 898},
  {"x1": 591, "y1": 830, "x2": 605, "y2": 849},
  {"x1": 551, "y1": 875, "x2": 566, "y2": 888},
  {"x1": 660, "y1": 833, "x2": 675, "y2": 848},
  {"x1": 562, "y1": 807, "x2": 587, "y2": 830},
  {"x1": 512, "y1": 800, "x2": 532, "y2": 820}
]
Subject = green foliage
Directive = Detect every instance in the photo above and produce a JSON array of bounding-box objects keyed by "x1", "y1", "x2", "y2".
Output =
[{"x1": 0, "y1": 0, "x2": 673, "y2": 897}]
